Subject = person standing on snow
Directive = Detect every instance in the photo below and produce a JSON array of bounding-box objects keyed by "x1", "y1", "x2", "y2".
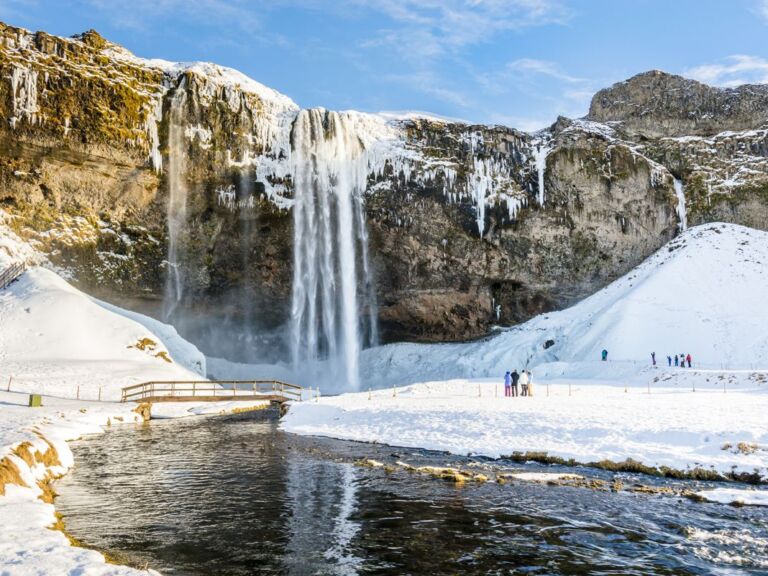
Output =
[
  {"x1": 526, "y1": 371, "x2": 535, "y2": 397},
  {"x1": 504, "y1": 371, "x2": 512, "y2": 397},
  {"x1": 686, "y1": 354, "x2": 692, "y2": 368},
  {"x1": 680, "y1": 353, "x2": 686, "y2": 368},
  {"x1": 674, "y1": 355, "x2": 679, "y2": 367},
  {"x1": 601, "y1": 349, "x2": 608, "y2": 362},
  {"x1": 519, "y1": 370, "x2": 530, "y2": 396},
  {"x1": 667, "y1": 355, "x2": 672, "y2": 367},
  {"x1": 651, "y1": 352, "x2": 656, "y2": 366},
  {"x1": 511, "y1": 369, "x2": 520, "y2": 397}
]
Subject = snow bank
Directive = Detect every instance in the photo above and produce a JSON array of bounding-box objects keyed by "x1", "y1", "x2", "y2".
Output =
[
  {"x1": 695, "y1": 488, "x2": 768, "y2": 507},
  {"x1": 282, "y1": 378, "x2": 768, "y2": 480},
  {"x1": 360, "y1": 223, "x2": 768, "y2": 388}
]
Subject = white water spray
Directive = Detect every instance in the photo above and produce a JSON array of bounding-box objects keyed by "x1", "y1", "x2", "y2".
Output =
[
  {"x1": 290, "y1": 109, "x2": 378, "y2": 389},
  {"x1": 163, "y1": 84, "x2": 188, "y2": 321},
  {"x1": 673, "y1": 178, "x2": 688, "y2": 231}
]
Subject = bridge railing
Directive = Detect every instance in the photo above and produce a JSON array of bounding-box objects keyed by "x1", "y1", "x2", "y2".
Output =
[
  {"x1": 120, "y1": 380, "x2": 304, "y2": 403},
  {"x1": 0, "y1": 262, "x2": 25, "y2": 290}
]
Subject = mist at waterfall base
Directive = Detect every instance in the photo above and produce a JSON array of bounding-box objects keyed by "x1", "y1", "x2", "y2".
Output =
[{"x1": 161, "y1": 108, "x2": 379, "y2": 392}]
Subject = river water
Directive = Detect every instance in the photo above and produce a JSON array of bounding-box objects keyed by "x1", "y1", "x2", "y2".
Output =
[{"x1": 56, "y1": 410, "x2": 768, "y2": 575}]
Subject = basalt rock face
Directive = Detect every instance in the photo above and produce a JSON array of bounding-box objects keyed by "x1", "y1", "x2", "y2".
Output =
[{"x1": 0, "y1": 22, "x2": 765, "y2": 364}]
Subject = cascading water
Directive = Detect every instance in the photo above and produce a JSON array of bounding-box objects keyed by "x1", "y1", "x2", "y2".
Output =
[
  {"x1": 673, "y1": 178, "x2": 688, "y2": 231},
  {"x1": 163, "y1": 83, "x2": 189, "y2": 322},
  {"x1": 290, "y1": 109, "x2": 377, "y2": 390}
]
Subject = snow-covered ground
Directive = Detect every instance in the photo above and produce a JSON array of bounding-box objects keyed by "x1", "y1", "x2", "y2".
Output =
[{"x1": 282, "y1": 377, "x2": 768, "y2": 481}]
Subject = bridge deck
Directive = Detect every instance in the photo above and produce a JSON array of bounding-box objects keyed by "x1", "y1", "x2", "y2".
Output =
[
  {"x1": 121, "y1": 380, "x2": 305, "y2": 404},
  {"x1": 134, "y1": 394, "x2": 291, "y2": 404}
]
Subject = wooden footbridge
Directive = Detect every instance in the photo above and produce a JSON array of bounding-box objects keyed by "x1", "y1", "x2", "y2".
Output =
[{"x1": 120, "y1": 380, "x2": 306, "y2": 404}]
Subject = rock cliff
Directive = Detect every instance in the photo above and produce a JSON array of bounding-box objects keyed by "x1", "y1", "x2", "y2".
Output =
[{"x1": 1, "y1": 22, "x2": 766, "y2": 365}]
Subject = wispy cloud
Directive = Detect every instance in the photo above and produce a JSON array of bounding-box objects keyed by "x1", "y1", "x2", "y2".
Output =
[
  {"x1": 383, "y1": 70, "x2": 473, "y2": 107},
  {"x1": 685, "y1": 55, "x2": 768, "y2": 87},
  {"x1": 480, "y1": 58, "x2": 585, "y2": 87},
  {"x1": 358, "y1": 0, "x2": 571, "y2": 62},
  {"x1": 757, "y1": 0, "x2": 768, "y2": 22}
]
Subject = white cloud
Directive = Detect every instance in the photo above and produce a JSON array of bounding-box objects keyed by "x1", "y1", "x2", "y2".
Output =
[{"x1": 685, "y1": 55, "x2": 768, "y2": 87}]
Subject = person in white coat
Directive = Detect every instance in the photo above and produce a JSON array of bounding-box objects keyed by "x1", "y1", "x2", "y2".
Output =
[{"x1": 519, "y1": 370, "x2": 529, "y2": 396}]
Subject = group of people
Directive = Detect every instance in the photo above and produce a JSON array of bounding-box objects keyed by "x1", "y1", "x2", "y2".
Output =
[
  {"x1": 503, "y1": 369, "x2": 533, "y2": 397},
  {"x1": 654, "y1": 352, "x2": 693, "y2": 367}
]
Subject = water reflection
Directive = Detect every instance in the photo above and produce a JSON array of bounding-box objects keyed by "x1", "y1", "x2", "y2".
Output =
[
  {"x1": 284, "y1": 460, "x2": 361, "y2": 575},
  {"x1": 55, "y1": 411, "x2": 768, "y2": 575}
]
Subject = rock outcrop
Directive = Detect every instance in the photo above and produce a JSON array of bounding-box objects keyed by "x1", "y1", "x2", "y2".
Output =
[
  {"x1": 1, "y1": 22, "x2": 766, "y2": 364},
  {"x1": 588, "y1": 70, "x2": 768, "y2": 138}
]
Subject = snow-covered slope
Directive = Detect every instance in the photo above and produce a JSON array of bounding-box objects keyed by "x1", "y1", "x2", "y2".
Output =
[
  {"x1": 361, "y1": 223, "x2": 768, "y2": 387},
  {"x1": 1, "y1": 221, "x2": 206, "y2": 400},
  {"x1": 0, "y1": 267, "x2": 206, "y2": 400}
]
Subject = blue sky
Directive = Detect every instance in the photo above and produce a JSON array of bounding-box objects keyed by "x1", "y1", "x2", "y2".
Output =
[{"x1": 3, "y1": 0, "x2": 768, "y2": 130}]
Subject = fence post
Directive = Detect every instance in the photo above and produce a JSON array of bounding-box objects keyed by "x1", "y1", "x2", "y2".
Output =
[
  {"x1": 478, "y1": 383, "x2": 481, "y2": 398},
  {"x1": 568, "y1": 383, "x2": 571, "y2": 396},
  {"x1": 316, "y1": 387, "x2": 320, "y2": 403},
  {"x1": 98, "y1": 386, "x2": 102, "y2": 401},
  {"x1": 393, "y1": 384, "x2": 397, "y2": 398},
  {"x1": 368, "y1": 387, "x2": 372, "y2": 401},
  {"x1": 6, "y1": 375, "x2": 11, "y2": 392},
  {"x1": 193, "y1": 381, "x2": 197, "y2": 397},
  {"x1": 77, "y1": 385, "x2": 80, "y2": 400},
  {"x1": 547, "y1": 382, "x2": 550, "y2": 397},
  {"x1": 647, "y1": 380, "x2": 650, "y2": 394}
]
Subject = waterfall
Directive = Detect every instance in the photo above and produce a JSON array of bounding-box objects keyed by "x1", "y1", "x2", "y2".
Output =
[
  {"x1": 673, "y1": 178, "x2": 688, "y2": 231},
  {"x1": 163, "y1": 84, "x2": 188, "y2": 322},
  {"x1": 290, "y1": 109, "x2": 377, "y2": 389},
  {"x1": 532, "y1": 141, "x2": 551, "y2": 207},
  {"x1": 238, "y1": 168, "x2": 256, "y2": 356}
]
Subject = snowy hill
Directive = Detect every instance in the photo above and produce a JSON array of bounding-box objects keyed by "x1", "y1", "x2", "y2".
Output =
[
  {"x1": 361, "y1": 223, "x2": 768, "y2": 387},
  {"x1": 0, "y1": 223, "x2": 206, "y2": 401}
]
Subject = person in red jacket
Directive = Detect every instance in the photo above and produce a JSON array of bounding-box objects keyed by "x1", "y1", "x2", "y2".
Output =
[{"x1": 686, "y1": 353, "x2": 692, "y2": 368}]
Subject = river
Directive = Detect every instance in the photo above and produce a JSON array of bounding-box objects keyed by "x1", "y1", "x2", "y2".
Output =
[{"x1": 56, "y1": 410, "x2": 768, "y2": 575}]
